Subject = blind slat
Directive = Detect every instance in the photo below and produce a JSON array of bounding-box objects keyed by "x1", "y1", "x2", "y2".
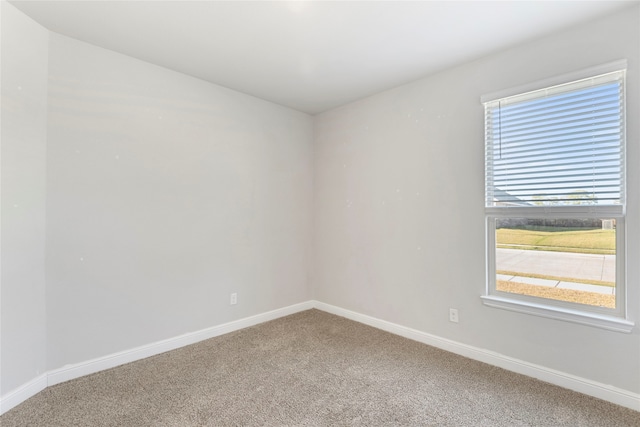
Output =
[
  {"x1": 490, "y1": 145, "x2": 621, "y2": 163},
  {"x1": 491, "y1": 120, "x2": 622, "y2": 143},
  {"x1": 494, "y1": 113, "x2": 621, "y2": 138},
  {"x1": 485, "y1": 134, "x2": 620, "y2": 155},
  {"x1": 489, "y1": 87, "x2": 621, "y2": 119},
  {"x1": 489, "y1": 152, "x2": 621, "y2": 169},
  {"x1": 491, "y1": 95, "x2": 621, "y2": 125}
]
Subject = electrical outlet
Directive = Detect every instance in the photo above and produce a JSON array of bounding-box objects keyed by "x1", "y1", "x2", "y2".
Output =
[
  {"x1": 449, "y1": 308, "x2": 459, "y2": 323},
  {"x1": 230, "y1": 293, "x2": 237, "y2": 305}
]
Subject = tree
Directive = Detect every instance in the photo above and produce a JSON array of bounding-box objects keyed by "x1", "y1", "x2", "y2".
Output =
[
  {"x1": 532, "y1": 195, "x2": 560, "y2": 206},
  {"x1": 567, "y1": 190, "x2": 597, "y2": 205}
]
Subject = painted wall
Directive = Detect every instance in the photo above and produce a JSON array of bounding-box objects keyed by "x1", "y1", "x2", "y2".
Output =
[
  {"x1": 313, "y1": 6, "x2": 640, "y2": 393},
  {"x1": 44, "y1": 34, "x2": 313, "y2": 370},
  {"x1": 0, "y1": 1, "x2": 49, "y2": 394}
]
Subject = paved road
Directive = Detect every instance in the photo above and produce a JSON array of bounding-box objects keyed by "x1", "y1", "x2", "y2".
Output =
[{"x1": 496, "y1": 248, "x2": 615, "y2": 283}]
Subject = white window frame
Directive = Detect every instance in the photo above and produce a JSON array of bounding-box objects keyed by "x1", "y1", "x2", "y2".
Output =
[{"x1": 481, "y1": 61, "x2": 634, "y2": 333}]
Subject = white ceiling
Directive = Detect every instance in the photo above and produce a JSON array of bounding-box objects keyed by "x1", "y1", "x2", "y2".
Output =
[{"x1": 9, "y1": 0, "x2": 638, "y2": 114}]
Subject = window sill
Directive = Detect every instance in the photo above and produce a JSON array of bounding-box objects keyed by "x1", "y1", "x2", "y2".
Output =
[{"x1": 481, "y1": 295, "x2": 635, "y2": 333}]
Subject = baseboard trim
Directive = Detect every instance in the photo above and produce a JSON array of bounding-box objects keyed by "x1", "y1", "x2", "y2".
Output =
[
  {"x1": 2, "y1": 300, "x2": 637, "y2": 415},
  {"x1": 0, "y1": 300, "x2": 314, "y2": 416},
  {"x1": 48, "y1": 300, "x2": 314, "y2": 387},
  {"x1": 312, "y1": 301, "x2": 640, "y2": 412},
  {"x1": 0, "y1": 374, "x2": 48, "y2": 416}
]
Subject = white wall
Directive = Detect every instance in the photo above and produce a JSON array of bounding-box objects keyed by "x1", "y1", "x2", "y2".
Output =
[
  {"x1": 0, "y1": 1, "x2": 49, "y2": 394},
  {"x1": 313, "y1": 6, "x2": 640, "y2": 393},
  {"x1": 44, "y1": 34, "x2": 313, "y2": 370}
]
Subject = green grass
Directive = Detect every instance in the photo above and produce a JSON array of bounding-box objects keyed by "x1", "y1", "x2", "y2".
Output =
[{"x1": 496, "y1": 228, "x2": 615, "y2": 255}]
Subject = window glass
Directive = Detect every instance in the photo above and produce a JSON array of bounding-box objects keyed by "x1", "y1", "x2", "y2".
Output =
[{"x1": 495, "y1": 217, "x2": 615, "y2": 309}]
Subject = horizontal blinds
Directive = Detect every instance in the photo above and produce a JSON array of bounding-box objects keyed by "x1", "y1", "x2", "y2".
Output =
[{"x1": 485, "y1": 70, "x2": 625, "y2": 208}]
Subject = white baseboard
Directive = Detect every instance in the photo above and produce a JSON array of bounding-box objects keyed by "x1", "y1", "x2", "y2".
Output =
[
  {"x1": 47, "y1": 300, "x2": 314, "y2": 387},
  {"x1": 313, "y1": 301, "x2": 640, "y2": 412},
  {"x1": 0, "y1": 374, "x2": 47, "y2": 416},
  {"x1": 2, "y1": 300, "x2": 638, "y2": 416},
  {"x1": 0, "y1": 300, "x2": 313, "y2": 416}
]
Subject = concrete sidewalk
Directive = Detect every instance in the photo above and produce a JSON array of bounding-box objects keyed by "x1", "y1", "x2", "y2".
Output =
[
  {"x1": 496, "y1": 273, "x2": 615, "y2": 295},
  {"x1": 496, "y1": 248, "x2": 616, "y2": 295}
]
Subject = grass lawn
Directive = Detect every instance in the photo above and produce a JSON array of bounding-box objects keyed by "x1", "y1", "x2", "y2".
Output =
[{"x1": 496, "y1": 228, "x2": 615, "y2": 255}]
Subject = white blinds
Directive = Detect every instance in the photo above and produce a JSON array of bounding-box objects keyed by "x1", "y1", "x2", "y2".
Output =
[{"x1": 484, "y1": 70, "x2": 625, "y2": 208}]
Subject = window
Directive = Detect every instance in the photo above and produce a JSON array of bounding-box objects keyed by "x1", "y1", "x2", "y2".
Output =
[{"x1": 482, "y1": 63, "x2": 633, "y2": 332}]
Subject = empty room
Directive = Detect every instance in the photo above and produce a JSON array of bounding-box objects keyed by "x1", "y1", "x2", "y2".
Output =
[{"x1": 1, "y1": 0, "x2": 639, "y2": 425}]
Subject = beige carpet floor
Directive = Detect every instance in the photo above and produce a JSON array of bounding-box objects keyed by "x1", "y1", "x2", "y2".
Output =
[{"x1": 1, "y1": 309, "x2": 638, "y2": 426}]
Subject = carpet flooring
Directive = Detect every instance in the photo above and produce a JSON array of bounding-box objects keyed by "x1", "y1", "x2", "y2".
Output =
[{"x1": 1, "y1": 309, "x2": 638, "y2": 426}]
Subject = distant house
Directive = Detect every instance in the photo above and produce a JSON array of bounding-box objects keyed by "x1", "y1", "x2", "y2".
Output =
[{"x1": 492, "y1": 188, "x2": 532, "y2": 207}]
